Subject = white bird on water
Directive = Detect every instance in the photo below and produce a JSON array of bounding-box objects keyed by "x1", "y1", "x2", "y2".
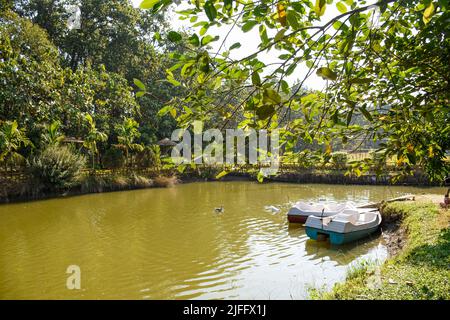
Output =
[{"x1": 265, "y1": 205, "x2": 281, "y2": 213}]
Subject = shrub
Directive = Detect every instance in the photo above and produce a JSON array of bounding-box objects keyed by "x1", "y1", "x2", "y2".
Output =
[
  {"x1": 135, "y1": 145, "x2": 161, "y2": 168},
  {"x1": 331, "y1": 152, "x2": 348, "y2": 169},
  {"x1": 153, "y1": 175, "x2": 178, "y2": 188},
  {"x1": 370, "y1": 150, "x2": 387, "y2": 168},
  {"x1": 296, "y1": 150, "x2": 320, "y2": 169},
  {"x1": 28, "y1": 145, "x2": 85, "y2": 192},
  {"x1": 130, "y1": 173, "x2": 153, "y2": 188},
  {"x1": 103, "y1": 147, "x2": 125, "y2": 169},
  {"x1": 80, "y1": 174, "x2": 108, "y2": 193}
]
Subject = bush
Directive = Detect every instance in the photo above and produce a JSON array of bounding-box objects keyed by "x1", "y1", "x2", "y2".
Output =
[
  {"x1": 129, "y1": 173, "x2": 153, "y2": 188},
  {"x1": 331, "y1": 152, "x2": 348, "y2": 169},
  {"x1": 135, "y1": 145, "x2": 161, "y2": 168},
  {"x1": 296, "y1": 151, "x2": 320, "y2": 169},
  {"x1": 80, "y1": 174, "x2": 108, "y2": 193},
  {"x1": 153, "y1": 176, "x2": 178, "y2": 188},
  {"x1": 28, "y1": 145, "x2": 85, "y2": 192},
  {"x1": 102, "y1": 147, "x2": 125, "y2": 169},
  {"x1": 370, "y1": 150, "x2": 387, "y2": 168}
]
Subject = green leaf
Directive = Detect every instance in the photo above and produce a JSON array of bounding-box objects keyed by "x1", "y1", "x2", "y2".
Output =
[
  {"x1": 263, "y1": 88, "x2": 282, "y2": 104},
  {"x1": 286, "y1": 11, "x2": 300, "y2": 30},
  {"x1": 350, "y1": 78, "x2": 371, "y2": 84},
  {"x1": 286, "y1": 63, "x2": 297, "y2": 76},
  {"x1": 280, "y1": 80, "x2": 290, "y2": 94},
  {"x1": 314, "y1": 0, "x2": 326, "y2": 17},
  {"x1": 168, "y1": 31, "x2": 182, "y2": 42},
  {"x1": 189, "y1": 34, "x2": 200, "y2": 46},
  {"x1": 336, "y1": 2, "x2": 347, "y2": 13},
  {"x1": 274, "y1": 29, "x2": 286, "y2": 42},
  {"x1": 167, "y1": 77, "x2": 181, "y2": 86},
  {"x1": 257, "y1": 171, "x2": 264, "y2": 183},
  {"x1": 229, "y1": 42, "x2": 241, "y2": 50},
  {"x1": 242, "y1": 20, "x2": 258, "y2": 32},
  {"x1": 136, "y1": 91, "x2": 146, "y2": 98},
  {"x1": 333, "y1": 21, "x2": 342, "y2": 30},
  {"x1": 251, "y1": 71, "x2": 261, "y2": 87},
  {"x1": 346, "y1": 109, "x2": 353, "y2": 126},
  {"x1": 316, "y1": 67, "x2": 338, "y2": 81},
  {"x1": 423, "y1": 2, "x2": 435, "y2": 24},
  {"x1": 359, "y1": 106, "x2": 373, "y2": 122},
  {"x1": 216, "y1": 170, "x2": 229, "y2": 179},
  {"x1": 133, "y1": 78, "x2": 146, "y2": 90},
  {"x1": 204, "y1": 0, "x2": 217, "y2": 21},
  {"x1": 223, "y1": 0, "x2": 233, "y2": 10},
  {"x1": 201, "y1": 35, "x2": 218, "y2": 46},
  {"x1": 140, "y1": 0, "x2": 159, "y2": 9},
  {"x1": 256, "y1": 105, "x2": 276, "y2": 120},
  {"x1": 158, "y1": 105, "x2": 173, "y2": 117}
]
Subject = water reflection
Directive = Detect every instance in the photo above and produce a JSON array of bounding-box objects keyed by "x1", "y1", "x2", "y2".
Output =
[{"x1": 0, "y1": 182, "x2": 441, "y2": 299}]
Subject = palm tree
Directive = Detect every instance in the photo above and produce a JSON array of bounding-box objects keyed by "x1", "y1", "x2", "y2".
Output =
[
  {"x1": 83, "y1": 114, "x2": 107, "y2": 171},
  {"x1": 114, "y1": 118, "x2": 143, "y2": 168},
  {"x1": 0, "y1": 120, "x2": 32, "y2": 175}
]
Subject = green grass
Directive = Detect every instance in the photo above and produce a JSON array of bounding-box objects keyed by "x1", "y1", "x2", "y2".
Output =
[{"x1": 315, "y1": 201, "x2": 450, "y2": 300}]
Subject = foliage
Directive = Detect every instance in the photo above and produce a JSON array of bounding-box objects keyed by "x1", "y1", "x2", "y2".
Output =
[
  {"x1": 295, "y1": 150, "x2": 321, "y2": 169},
  {"x1": 0, "y1": 11, "x2": 139, "y2": 147},
  {"x1": 114, "y1": 117, "x2": 144, "y2": 167},
  {"x1": 135, "y1": 145, "x2": 162, "y2": 168},
  {"x1": 331, "y1": 152, "x2": 348, "y2": 169},
  {"x1": 42, "y1": 121, "x2": 65, "y2": 147},
  {"x1": 102, "y1": 147, "x2": 126, "y2": 169},
  {"x1": 141, "y1": 0, "x2": 450, "y2": 180},
  {"x1": 83, "y1": 114, "x2": 107, "y2": 170},
  {"x1": 0, "y1": 7, "x2": 179, "y2": 174},
  {"x1": 10, "y1": 0, "x2": 181, "y2": 146},
  {"x1": 0, "y1": 120, "x2": 32, "y2": 171},
  {"x1": 28, "y1": 145, "x2": 86, "y2": 191}
]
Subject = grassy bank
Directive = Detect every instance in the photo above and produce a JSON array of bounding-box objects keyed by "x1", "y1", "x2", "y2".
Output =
[
  {"x1": 313, "y1": 201, "x2": 450, "y2": 300},
  {"x1": 0, "y1": 172, "x2": 179, "y2": 203}
]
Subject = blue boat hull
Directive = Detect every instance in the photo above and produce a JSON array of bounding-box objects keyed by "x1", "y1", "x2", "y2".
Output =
[{"x1": 305, "y1": 226, "x2": 380, "y2": 245}]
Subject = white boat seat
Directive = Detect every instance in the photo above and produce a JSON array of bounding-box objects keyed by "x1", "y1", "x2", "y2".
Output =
[
  {"x1": 360, "y1": 211, "x2": 375, "y2": 222},
  {"x1": 334, "y1": 210, "x2": 359, "y2": 224}
]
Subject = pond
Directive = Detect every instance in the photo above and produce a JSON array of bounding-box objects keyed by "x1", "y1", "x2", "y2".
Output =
[{"x1": 0, "y1": 182, "x2": 442, "y2": 299}]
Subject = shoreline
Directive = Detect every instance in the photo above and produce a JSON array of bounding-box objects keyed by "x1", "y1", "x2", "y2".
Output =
[
  {"x1": 0, "y1": 170, "x2": 443, "y2": 205},
  {"x1": 314, "y1": 198, "x2": 450, "y2": 300}
]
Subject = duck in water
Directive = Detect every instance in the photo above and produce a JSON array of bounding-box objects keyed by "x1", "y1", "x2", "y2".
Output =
[{"x1": 215, "y1": 206, "x2": 224, "y2": 213}]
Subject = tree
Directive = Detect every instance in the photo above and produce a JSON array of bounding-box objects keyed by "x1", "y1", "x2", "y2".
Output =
[
  {"x1": 10, "y1": 1, "x2": 186, "y2": 148},
  {"x1": 0, "y1": 120, "x2": 32, "y2": 173},
  {"x1": 83, "y1": 114, "x2": 107, "y2": 170},
  {"x1": 140, "y1": 0, "x2": 450, "y2": 180},
  {"x1": 0, "y1": 11, "x2": 140, "y2": 155},
  {"x1": 114, "y1": 117, "x2": 144, "y2": 168}
]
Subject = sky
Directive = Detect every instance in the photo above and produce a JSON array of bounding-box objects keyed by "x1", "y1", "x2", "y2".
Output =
[{"x1": 131, "y1": 0, "x2": 348, "y2": 90}]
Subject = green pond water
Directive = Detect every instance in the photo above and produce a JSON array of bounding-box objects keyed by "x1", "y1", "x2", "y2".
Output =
[{"x1": 0, "y1": 182, "x2": 442, "y2": 300}]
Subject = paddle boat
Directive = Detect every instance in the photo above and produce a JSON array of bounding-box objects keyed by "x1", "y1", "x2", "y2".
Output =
[
  {"x1": 305, "y1": 209, "x2": 382, "y2": 245},
  {"x1": 287, "y1": 201, "x2": 356, "y2": 224}
]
